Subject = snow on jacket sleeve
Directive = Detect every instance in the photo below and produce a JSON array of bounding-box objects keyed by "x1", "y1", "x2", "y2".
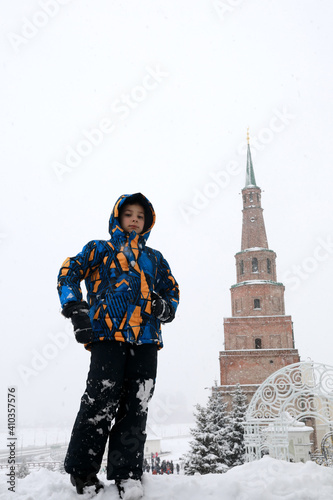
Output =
[
  {"x1": 154, "y1": 251, "x2": 179, "y2": 315},
  {"x1": 57, "y1": 240, "x2": 104, "y2": 309}
]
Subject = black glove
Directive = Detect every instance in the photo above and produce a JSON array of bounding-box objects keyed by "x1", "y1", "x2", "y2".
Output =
[
  {"x1": 151, "y1": 292, "x2": 175, "y2": 324},
  {"x1": 62, "y1": 301, "x2": 93, "y2": 344}
]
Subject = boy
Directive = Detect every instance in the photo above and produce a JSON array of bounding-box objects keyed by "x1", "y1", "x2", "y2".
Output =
[{"x1": 57, "y1": 193, "x2": 179, "y2": 498}]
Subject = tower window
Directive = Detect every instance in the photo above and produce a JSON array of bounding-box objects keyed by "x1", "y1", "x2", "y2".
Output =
[
  {"x1": 252, "y1": 258, "x2": 258, "y2": 272},
  {"x1": 255, "y1": 338, "x2": 262, "y2": 349},
  {"x1": 249, "y1": 192, "x2": 253, "y2": 202},
  {"x1": 243, "y1": 194, "x2": 246, "y2": 203},
  {"x1": 257, "y1": 193, "x2": 260, "y2": 202},
  {"x1": 254, "y1": 299, "x2": 261, "y2": 309},
  {"x1": 267, "y1": 258, "x2": 271, "y2": 274},
  {"x1": 240, "y1": 260, "x2": 244, "y2": 275}
]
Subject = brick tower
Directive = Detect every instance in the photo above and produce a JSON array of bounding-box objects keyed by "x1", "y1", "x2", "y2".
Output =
[{"x1": 219, "y1": 137, "x2": 300, "y2": 404}]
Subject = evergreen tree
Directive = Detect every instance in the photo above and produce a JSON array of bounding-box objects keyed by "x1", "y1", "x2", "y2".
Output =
[
  {"x1": 206, "y1": 384, "x2": 231, "y2": 471},
  {"x1": 44, "y1": 462, "x2": 55, "y2": 472},
  {"x1": 59, "y1": 461, "x2": 66, "y2": 474},
  {"x1": 184, "y1": 403, "x2": 215, "y2": 475},
  {"x1": 226, "y1": 384, "x2": 248, "y2": 467},
  {"x1": 184, "y1": 384, "x2": 230, "y2": 475},
  {"x1": 17, "y1": 460, "x2": 30, "y2": 478}
]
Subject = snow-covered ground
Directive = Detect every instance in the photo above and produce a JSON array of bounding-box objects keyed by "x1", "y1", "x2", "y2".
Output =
[
  {"x1": 1, "y1": 428, "x2": 333, "y2": 499},
  {"x1": 1, "y1": 456, "x2": 333, "y2": 500}
]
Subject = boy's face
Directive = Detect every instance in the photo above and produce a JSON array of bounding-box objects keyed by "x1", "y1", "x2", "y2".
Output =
[{"x1": 120, "y1": 203, "x2": 145, "y2": 234}]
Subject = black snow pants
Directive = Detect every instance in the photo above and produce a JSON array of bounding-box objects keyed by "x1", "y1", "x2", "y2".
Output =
[{"x1": 64, "y1": 341, "x2": 158, "y2": 480}]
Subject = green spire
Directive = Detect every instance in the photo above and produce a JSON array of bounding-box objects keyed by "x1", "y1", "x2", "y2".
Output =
[{"x1": 245, "y1": 129, "x2": 257, "y2": 187}]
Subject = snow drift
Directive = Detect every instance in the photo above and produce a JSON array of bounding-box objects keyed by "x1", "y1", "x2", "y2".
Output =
[{"x1": 1, "y1": 456, "x2": 333, "y2": 500}]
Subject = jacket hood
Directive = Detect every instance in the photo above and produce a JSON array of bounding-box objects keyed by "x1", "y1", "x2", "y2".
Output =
[{"x1": 109, "y1": 193, "x2": 156, "y2": 241}]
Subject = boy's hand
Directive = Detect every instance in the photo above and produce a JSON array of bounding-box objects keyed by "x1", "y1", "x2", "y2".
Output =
[
  {"x1": 151, "y1": 292, "x2": 175, "y2": 324},
  {"x1": 62, "y1": 301, "x2": 93, "y2": 344}
]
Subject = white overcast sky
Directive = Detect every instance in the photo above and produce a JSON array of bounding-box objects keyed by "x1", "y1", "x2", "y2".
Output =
[{"x1": 1, "y1": 0, "x2": 333, "y2": 430}]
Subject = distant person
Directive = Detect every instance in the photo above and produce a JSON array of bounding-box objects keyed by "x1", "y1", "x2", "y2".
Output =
[{"x1": 57, "y1": 193, "x2": 179, "y2": 498}]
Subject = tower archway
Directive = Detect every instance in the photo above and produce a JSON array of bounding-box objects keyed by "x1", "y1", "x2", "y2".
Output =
[{"x1": 244, "y1": 361, "x2": 333, "y2": 462}]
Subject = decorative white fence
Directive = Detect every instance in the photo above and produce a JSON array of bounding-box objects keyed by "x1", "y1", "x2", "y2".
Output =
[{"x1": 244, "y1": 361, "x2": 333, "y2": 463}]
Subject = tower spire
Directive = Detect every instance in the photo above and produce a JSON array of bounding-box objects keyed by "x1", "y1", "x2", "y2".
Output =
[
  {"x1": 241, "y1": 132, "x2": 268, "y2": 250},
  {"x1": 245, "y1": 129, "x2": 257, "y2": 187}
]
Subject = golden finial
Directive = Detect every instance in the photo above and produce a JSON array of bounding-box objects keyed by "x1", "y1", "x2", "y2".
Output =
[{"x1": 247, "y1": 127, "x2": 250, "y2": 144}]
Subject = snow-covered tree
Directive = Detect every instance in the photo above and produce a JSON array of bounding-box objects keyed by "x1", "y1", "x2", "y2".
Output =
[
  {"x1": 58, "y1": 461, "x2": 66, "y2": 474},
  {"x1": 17, "y1": 460, "x2": 30, "y2": 478},
  {"x1": 184, "y1": 384, "x2": 230, "y2": 475},
  {"x1": 183, "y1": 403, "x2": 212, "y2": 475},
  {"x1": 226, "y1": 384, "x2": 248, "y2": 467},
  {"x1": 44, "y1": 462, "x2": 56, "y2": 472},
  {"x1": 206, "y1": 384, "x2": 231, "y2": 470}
]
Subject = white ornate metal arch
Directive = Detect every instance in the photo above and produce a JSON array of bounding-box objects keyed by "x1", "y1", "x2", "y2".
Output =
[{"x1": 244, "y1": 361, "x2": 333, "y2": 461}]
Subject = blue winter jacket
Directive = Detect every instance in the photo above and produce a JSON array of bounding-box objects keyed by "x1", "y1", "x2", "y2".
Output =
[{"x1": 57, "y1": 193, "x2": 179, "y2": 349}]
